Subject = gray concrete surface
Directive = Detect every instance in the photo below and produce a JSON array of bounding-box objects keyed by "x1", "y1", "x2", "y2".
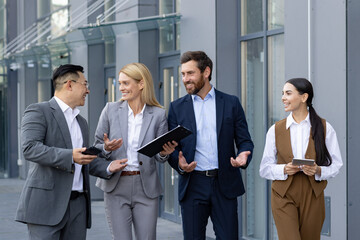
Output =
[{"x1": 0, "y1": 178, "x2": 216, "y2": 240}]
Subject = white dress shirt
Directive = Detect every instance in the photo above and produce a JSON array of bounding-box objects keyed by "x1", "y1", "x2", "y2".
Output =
[
  {"x1": 191, "y1": 86, "x2": 219, "y2": 171},
  {"x1": 124, "y1": 104, "x2": 146, "y2": 171},
  {"x1": 259, "y1": 112, "x2": 343, "y2": 181},
  {"x1": 54, "y1": 96, "x2": 84, "y2": 192}
]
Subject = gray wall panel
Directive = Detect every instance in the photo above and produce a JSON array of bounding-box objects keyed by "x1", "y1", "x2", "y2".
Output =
[
  {"x1": 139, "y1": 30, "x2": 159, "y2": 98},
  {"x1": 284, "y1": 1, "x2": 308, "y2": 79},
  {"x1": 180, "y1": 0, "x2": 216, "y2": 86},
  {"x1": 285, "y1": 1, "x2": 347, "y2": 239},
  {"x1": 347, "y1": 0, "x2": 360, "y2": 239},
  {"x1": 311, "y1": 2, "x2": 347, "y2": 238},
  {"x1": 88, "y1": 44, "x2": 105, "y2": 200},
  {"x1": 24, "y1": 0, "x2": 37, "y2": 29},
  {"x1": 7, "y1": 0, "x2": 18, "y2": 178},
  {"x1": 215, "y1": 0, "x2": 238, "y2": 96}
]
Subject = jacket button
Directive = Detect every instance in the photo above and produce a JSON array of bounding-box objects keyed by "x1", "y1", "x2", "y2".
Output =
[{"x1": 139, "y1": 161, "x2": 143, "y2": 165}]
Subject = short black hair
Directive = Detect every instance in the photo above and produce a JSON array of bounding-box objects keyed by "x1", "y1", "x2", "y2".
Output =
[
  {"x1": 180, "y1": 51, "x2": 213, "y2": 81},
  {"x1": 52, "y1": 64, "x2": 84, "y2": 90}
]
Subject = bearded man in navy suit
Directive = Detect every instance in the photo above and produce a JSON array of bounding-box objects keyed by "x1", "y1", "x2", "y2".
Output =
[{"x1": 168, "y1": 51, "x2": 254, "y2": 240}]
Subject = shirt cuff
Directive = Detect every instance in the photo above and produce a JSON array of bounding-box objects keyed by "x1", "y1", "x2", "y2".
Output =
[
  {"x1": 178, "y1": 164, "x2": 185, "y2": 174},
  {"x1": 103, "y1": 145, "x2": 111, "y2": 154},
  {"x1": 157, "y1": 153, "x2": 169, "y2": 160},
  {"x1": 106, "y1": 162, "x2": 114, "y2": 176},
  {"x1": 315, "y1": 166, "x2": 324, "y2": 181},
  {"x1": 275, "y1": 164, "x2": 288, "y2": 180}
]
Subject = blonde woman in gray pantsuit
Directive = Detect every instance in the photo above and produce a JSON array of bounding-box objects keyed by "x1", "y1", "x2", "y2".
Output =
[{"x1": 93, "y1": 63, "x2": 177, "y2": 240}]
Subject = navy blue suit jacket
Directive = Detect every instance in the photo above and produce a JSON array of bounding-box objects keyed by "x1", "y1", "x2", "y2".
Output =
[{"x1": 168, "y1": 89, "x2": 254, "y2": 201}]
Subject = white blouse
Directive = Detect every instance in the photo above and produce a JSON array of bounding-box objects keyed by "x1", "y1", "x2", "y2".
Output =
[{"x1": 259, "y1": 113, "x2": 343, "y2": 181}]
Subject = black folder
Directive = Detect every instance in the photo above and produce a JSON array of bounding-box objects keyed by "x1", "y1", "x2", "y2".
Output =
[{"x1": 137, "y1": 125, "x2": 192, "y2": 157}]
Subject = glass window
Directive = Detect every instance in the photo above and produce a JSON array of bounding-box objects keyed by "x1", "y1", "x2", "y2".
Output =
[
  {"x1": 107, "y1": 77, "x2": 116, "y2": 102},
  {"x1": 164, "y1": 164, "x2": 175, "y2": 214},
  {"x1": 159, "y1": 0, "x2": 174, "y2": 15},
  {"x1": 0, "y1": 2, "x2": 4, "y2": 39},
  {"x1": 241, "y1": 0, "x2": 263, "y2": 35},
  {"x1": 268, "y1": 34, "x2": 286, "y2": 125},
  {"x1": 268, "y1": 0, "x2": 284, "y2": 30},
  {"x1": 159, "y1": 0, "x2": 180, "y2": 54},
  {"x1": 0, "y1": 0, "x2": 5, "y2": 58},
  {"x1": 51, "y1": 8, "x2": 69, "y2": 37},
  {"x1": 159, "y1": 24, "x2": 174, "y2": 54},
  {"x1": 176, "y1": 22, "x2": 180, "y2": 51},
  {"x1": 37, "y1": 0, "x2": 69, "y2": 39},
  {"x1": 176, "y1": 0, "x2": 181, "y2": 13},
  {"x1": 241, "y1": 38, "x2": 266, "y2": 239},
  {"x1": 240, "y1": 0, "x2": 284, "y2": 239},
  {"x1": 178, "y1": 65, "x2": 186, "y2": 98},
  {"x1": 162, "y1": 67, "x2": 174, "y2": 113},
  {"x1": 51, "y1": 0, "x2": 68, "y2": 11}
]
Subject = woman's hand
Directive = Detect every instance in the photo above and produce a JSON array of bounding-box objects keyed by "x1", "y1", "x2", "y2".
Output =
[
  {"x1": 104, "y1": 133, "x2": 123, "y2": 152},
  {"x1": 108, "y1": 159, "x2": 128, "y2": 173},
  {"x1": 159, "y1": 141, "x2": 178, "y2": 156},
  {"x1": 284, "y1": 162, "x2": 301, "y2": 175},
  {"x1": 302, "y1": 163, "x2": 321, "y2": 176}
]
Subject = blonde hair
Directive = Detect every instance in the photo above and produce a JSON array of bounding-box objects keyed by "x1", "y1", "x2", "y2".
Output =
[{"x1": 119, "y1": 63, "x2": 162, "y2": 108}]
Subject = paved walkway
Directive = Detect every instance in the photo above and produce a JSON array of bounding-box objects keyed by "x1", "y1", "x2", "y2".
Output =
[{"x1": 0, "y1": 178, "x2": 215, "y2": 240}]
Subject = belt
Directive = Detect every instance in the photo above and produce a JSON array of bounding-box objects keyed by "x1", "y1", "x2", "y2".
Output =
[
  {"x1": 70, "y1": 191, "x2": 84, "y2": 200},
  {"x1": 121, "y1": 171, "x2": 140, "y2": 176},
  {"x1": 193, "y1": 169, "x2": 218, "y2": 177}
]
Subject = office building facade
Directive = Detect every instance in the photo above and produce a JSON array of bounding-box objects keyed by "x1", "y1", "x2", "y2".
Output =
[{"x1": 1, "y1": 0, "x2": 359, "y2": 239}]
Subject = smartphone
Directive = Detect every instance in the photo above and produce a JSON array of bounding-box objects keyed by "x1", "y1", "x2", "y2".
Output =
[
  {"x1": 82, "y1": 146, "x2": 102, "y2": 156},
  {"x1": 292, "y1": 158, "x2": 315, "y2": 166}
]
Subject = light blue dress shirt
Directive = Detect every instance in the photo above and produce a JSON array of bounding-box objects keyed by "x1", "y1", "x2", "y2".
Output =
[{"x1": 191, "y1": 86, "x2": 219, "y2": 170}]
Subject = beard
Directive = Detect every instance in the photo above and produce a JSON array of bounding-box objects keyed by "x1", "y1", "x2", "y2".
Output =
[{"x1": 185, "y1": 74, "x2": 206, "y2": 95}]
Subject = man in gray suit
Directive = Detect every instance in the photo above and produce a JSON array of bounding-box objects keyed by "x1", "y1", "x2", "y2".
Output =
[{"x1": 15, "y1": 64, "x2": 121, "y2": 240}]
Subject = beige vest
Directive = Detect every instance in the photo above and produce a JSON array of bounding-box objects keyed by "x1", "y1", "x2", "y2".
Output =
[{"x1": 272, "y1": 118, "x2": 327, "y2": 198}]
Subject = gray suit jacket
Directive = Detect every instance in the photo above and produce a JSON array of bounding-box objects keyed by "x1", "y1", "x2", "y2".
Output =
[
  {"x1": 15, "y1": 98, "x2": 109, "y2": 228},
  {"x1": 94, "y1": 101, "x2": 168, "y2": 198}
]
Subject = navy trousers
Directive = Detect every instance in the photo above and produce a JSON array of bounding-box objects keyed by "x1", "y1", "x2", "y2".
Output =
[{"x1": 180, "y1": 173, "x2": 239, "y2": 240}]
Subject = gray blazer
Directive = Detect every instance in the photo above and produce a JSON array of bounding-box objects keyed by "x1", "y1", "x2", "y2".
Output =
[
  {"x1": 94, "y1": 101, "x2": 168, "y2": 198},
  {"x1": 15, "y1": 98, "x2": 109, "y2": 228}
]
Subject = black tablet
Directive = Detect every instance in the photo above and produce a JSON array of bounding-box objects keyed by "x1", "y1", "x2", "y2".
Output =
[
  {"x1": 292, "y1": 158, "x2": 315, "y2": 166},
  {"x1": 137, "y1": 125, "x2": 192, "y2": 158}
]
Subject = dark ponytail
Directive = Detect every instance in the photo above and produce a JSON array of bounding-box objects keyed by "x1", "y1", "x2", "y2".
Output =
[{"x1": 286, "y1": 78, "x2": 332, "y2": 166}]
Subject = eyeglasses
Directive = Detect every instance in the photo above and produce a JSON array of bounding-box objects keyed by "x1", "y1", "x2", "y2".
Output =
[{"x1": 64, "y1": 80, "x2": 89, "y2": 89}]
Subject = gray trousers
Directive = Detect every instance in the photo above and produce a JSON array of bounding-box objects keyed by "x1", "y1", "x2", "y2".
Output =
[
  {"x1": 104, "y1": 174, "x2": 158, "y2": 240},
  {"x1": 27, "y1": 194, "x2": 87, "y2": 240}
]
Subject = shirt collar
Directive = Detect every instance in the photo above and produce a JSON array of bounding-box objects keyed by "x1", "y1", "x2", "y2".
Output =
[
  {"x1": 128, "y1": 103, "x2": 146, "y2": 117},
  {"x1": 54, "y1": 96, "x2": 80, "y2": 117},
  {"x1": 191, "y1": 85, "x2": 215, "y2": 101},
  {"x1": 286, "y1": 112, "x2": 311, "y2": 129}
]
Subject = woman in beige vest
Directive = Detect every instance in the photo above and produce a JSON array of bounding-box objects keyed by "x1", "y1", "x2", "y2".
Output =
[{"x1": 259, "y1": 78, "x2": 343, "y2": 240}]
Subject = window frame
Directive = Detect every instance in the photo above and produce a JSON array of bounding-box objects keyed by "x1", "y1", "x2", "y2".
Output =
[{"x1": 238, "y1": 0, "x2": 284, "y2": 239}]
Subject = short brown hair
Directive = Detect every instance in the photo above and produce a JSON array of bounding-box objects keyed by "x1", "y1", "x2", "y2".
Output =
[{"x1": 180, "y1": 51, "x2": 213, "y2": 81}]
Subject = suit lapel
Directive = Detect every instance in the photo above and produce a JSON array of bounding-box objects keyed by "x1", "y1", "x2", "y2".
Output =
[
  {"x1": 184, "y1": 95, "x2": 197, "y2": 134},
  {"x1": 118, "y1": 101, "x2": 129, "y2": 151},
  {"x1": 215, "y1": 90, "x2": 224, "y2": 140},
  {"x1": 138, "y1": 105, "x2": 153, "y2": 146},
  {"x1": 77, "y1": 115, "x2": 88, "y2": 147},
  {"x1": 49, "y1": 98, "x2": 73, "y2": 149}
]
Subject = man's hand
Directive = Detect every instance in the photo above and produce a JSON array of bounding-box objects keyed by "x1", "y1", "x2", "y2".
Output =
[
  {"x1": 108, "y1": 159, "x2": 128, "y2": 173},
  {"x1": 284, "y1": 162, "x2": 301, "y2": 175},
  {"x1": 160, "y1": 141, "x2": 178, "y2": 156},
  {"x1": 178, "y1": 151, "x2": 197, "y2": 172},
  {"x1": 73, "y1": 148, "x2": 97, "y2": 165},
  {"x1": 104, "y1": 133, "x2": 123, "y2": 152},
  {"x1": 230, "y1": 151, "x2": 251, "y2": 167}
]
